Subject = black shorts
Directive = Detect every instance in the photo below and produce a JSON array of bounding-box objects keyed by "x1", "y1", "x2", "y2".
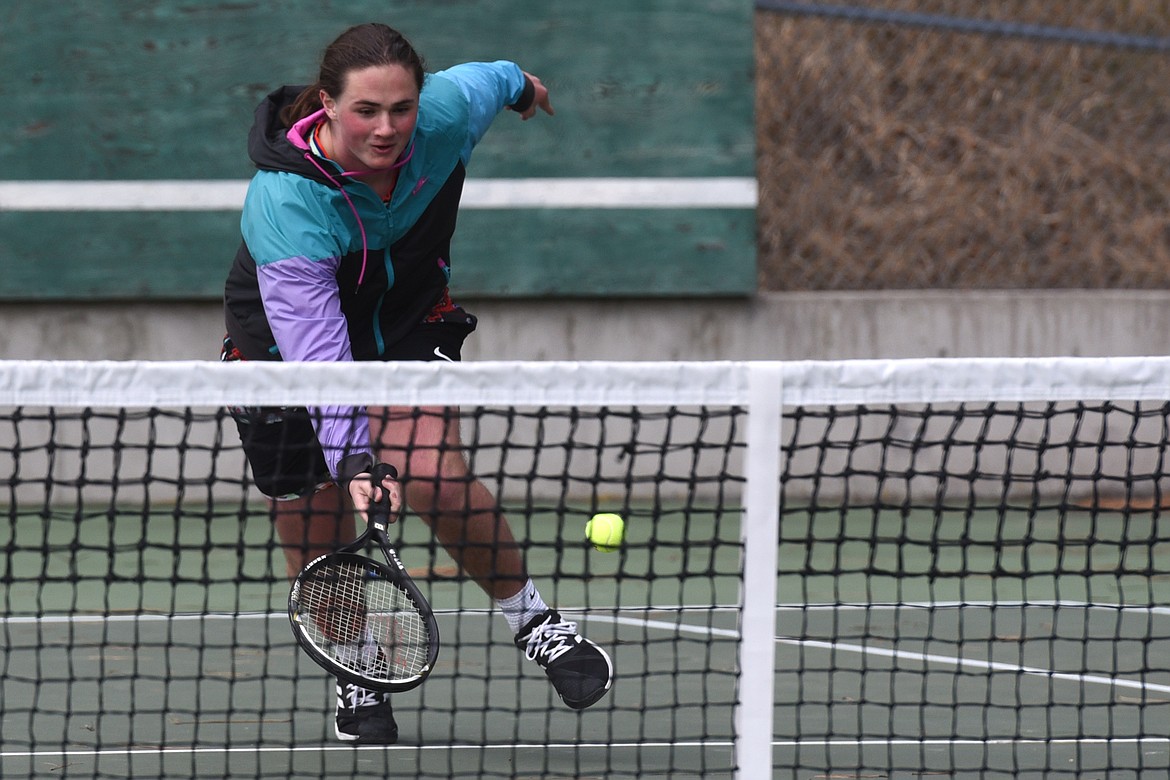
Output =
[{"x1": 224, "y1": 320, "x2": 473, "y2": 500}]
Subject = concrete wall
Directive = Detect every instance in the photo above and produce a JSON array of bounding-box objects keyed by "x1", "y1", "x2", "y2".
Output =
[{"x1": 4, "y1": 291, "x2": 1168, "y2": 362}]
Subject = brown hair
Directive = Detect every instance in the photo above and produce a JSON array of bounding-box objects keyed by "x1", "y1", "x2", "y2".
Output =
[{"x1": 280, "y1": 23, "x2": 426, "y2": 127}]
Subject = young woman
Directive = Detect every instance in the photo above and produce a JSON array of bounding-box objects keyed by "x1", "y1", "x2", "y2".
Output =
[{"x1": 221, "y1": 22, "x2": 612, "y2": 744}]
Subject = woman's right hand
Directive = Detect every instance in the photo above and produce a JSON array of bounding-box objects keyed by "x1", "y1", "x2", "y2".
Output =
[{"x1": 348, "y1": 463, "x2": 403, "y2": 523}]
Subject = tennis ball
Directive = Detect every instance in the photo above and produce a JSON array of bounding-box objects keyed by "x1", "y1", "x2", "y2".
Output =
[{"x1": 585, "y1": 513, "x2": 625, "y2": 552}]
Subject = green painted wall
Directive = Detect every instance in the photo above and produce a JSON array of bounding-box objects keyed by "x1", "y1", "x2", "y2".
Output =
[{"x1": 1, "y1": 0, "x2": 754, "y2": 300}]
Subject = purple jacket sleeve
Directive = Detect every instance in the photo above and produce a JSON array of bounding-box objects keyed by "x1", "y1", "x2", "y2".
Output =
[{"x1": 256, "y1": 255, "x2": 373, "y2": 480}]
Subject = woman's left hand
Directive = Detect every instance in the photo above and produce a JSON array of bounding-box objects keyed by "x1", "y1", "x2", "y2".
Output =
[{"x1": 517, "y1": 72, "x2": 554, "y2": 120}]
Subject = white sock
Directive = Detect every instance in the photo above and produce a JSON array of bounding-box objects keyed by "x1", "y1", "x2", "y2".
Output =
[
  {"x1": 334, "y1": 626, "x2": 381, "y2": 672},
  {"x1": 497, "y1": 579, "x2": 549, "y2": 634}
]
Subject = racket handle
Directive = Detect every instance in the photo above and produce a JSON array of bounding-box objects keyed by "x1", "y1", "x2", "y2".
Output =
[
  {"x1": 369, "y1": 496, "x2": 391, "y2": 525},
  {"x1": 368, "y1": 462, "x2": 399, "y2": 530}
]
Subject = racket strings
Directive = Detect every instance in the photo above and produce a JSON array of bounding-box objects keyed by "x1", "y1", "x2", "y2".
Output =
[{"x1": 297, "y1": 560, "x2": 430, "y2": 682}]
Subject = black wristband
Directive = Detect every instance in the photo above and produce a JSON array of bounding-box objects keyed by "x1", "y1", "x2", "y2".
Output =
[
  {"x1": 337, "y1": 452, "x2": 374, "y2": 491},
  {"x1": 510, "y1": 76, "x2": 536, "y2": 114},
  {"x1": 371, "y1": 462, "x2": 399, "y2": 482}
]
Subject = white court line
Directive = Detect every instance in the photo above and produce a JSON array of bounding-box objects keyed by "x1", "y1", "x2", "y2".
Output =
[
  {"x1": 6, "y1": 600, "x2": 1166, "y2": 625},
  {"x1": 585, "y1": 612, "x2": 739, "y2": 639},
  {"x1": 0, "y1": 178, "x2": 757, "y2": 211},
  {"x1": 3, "y1": 741, "x2": 727, "y2": 760},
  {"x1": 0, "y1": 605, "x2": 740, "y2": 626},
  {"x1": 750, "y1": 602, "x2": 1170, "y2": 698},
  {"x1": 778, "y1": 636, "x2": 1170, "y2": 695},
  {"x1": 773, "y1": 601, "x2": 1170, "y2": 696},
  {"x1": 13, "y1": 606, "x2": 1166, "y2": 696},
  {"x1": 9, "y1": 737, "x2": 1170, "y2": 762},
  {"x1": 780, "y1": 600, "x2": 1170, "y2": 614},
  {"x1": 9, "y1": 605, "x2": 1169, "y2": 696},
  {"x1": 771, "y1": 737, "x2": 1170, "y2": 747},
  {"x1": 5, "y1": 605, "x2": 1170, "y2": 764}
]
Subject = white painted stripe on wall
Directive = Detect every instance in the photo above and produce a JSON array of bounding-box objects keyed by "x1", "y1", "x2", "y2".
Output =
[{"x1": 0, "y1": 178, "x2": 757, "y2": 211}]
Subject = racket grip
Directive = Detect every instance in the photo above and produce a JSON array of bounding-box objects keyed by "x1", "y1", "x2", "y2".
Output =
[{"x1": 368, "y1": 463, "x2": 399, "y2": 525}]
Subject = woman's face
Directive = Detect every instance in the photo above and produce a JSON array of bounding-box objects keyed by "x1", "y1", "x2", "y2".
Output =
[{"x1": 321, "y1": 63, "x2": 420, "y2": 171}]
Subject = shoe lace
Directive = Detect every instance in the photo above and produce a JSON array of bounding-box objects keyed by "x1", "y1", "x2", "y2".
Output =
[
  {"x1": 343, "y1": 683, "x2": 382, "y2": 710},
  {"x1": 522, "y1": 617, "x2": 579, "y2": 665}
]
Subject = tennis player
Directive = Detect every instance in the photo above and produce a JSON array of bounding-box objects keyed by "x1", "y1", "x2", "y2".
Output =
[{"x1": 220, "y1": 22, "x2": 613, "y2": 744}]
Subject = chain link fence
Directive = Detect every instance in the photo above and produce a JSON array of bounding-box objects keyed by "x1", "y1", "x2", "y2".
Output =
[{"x1": 755, "y1": 1, "x2": 1170, "y2": 290}]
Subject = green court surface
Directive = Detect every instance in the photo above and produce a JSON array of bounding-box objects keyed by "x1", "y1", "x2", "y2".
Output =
[
  {"x1": 5, "y1": 503, "x2": 1170, "y2": 778},
  {"x1": 775, "y1": 504, "x2": 1170, "y2": 778},
  {"x1": 1, "y1": 503, "x2": 742, "y2": 779}
]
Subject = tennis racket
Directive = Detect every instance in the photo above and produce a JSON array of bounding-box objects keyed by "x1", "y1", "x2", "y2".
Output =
[{"x1": 288, "y1": 463, "x2": 440, "y2": 692}]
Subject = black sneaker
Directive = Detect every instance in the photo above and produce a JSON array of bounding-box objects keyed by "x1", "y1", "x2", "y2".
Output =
[
  {"x1": 334, "y1": 680, "x2": 398, "y2": 744},
  {"x1": 514, "y1": 609, "x2": 613, "y2": 710}
]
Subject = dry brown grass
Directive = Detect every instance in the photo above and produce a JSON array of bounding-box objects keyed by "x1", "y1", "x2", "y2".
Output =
[{"x1": 755, "y1": 0, "x2": 1170, "y2": 290}]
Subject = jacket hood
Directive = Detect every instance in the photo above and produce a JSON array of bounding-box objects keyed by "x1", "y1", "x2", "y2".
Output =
[{"x1": 248, "y1": 85, "x2": 337, "y2": 185}]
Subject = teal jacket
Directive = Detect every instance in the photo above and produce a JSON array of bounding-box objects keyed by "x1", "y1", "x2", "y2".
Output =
[{"x1": 223, "y1": 61, "x2": 535, "y2": 478}]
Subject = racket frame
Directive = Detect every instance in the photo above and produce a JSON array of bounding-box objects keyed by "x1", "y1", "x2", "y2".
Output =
[{"x1": 287, "y1": 466, "x2": 440, "y2": 692}]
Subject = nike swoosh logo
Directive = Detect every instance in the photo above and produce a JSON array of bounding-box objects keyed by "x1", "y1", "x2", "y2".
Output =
[{"x1": 433, "y1": 346, "x2": 454, "y2": 362}]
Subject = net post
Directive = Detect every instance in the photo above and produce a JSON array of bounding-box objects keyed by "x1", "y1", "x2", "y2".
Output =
[{"x1": 735, "y1": 361, "x2": 783, "y2": 779}]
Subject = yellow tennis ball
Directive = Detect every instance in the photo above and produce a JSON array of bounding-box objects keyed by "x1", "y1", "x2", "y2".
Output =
[{"x1": 585, "y1": 513, "x2": 625, "y2": 552}]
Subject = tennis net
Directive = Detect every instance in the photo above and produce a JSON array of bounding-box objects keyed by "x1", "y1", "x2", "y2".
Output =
[{"x1": 3, "y1": 357, "x2": 1170, "y2": 779}]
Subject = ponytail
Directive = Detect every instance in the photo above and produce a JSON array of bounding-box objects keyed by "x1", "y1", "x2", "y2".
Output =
[{"x1": 280, "y1": 83, "x2": 324, "y2": 128}]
